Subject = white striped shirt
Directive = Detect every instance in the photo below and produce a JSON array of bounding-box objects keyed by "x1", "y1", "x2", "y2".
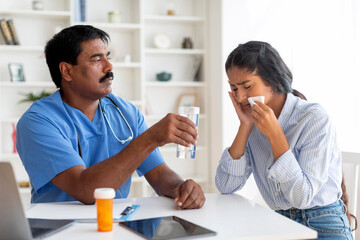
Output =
[{"x1": 215, "y1": 93, "x2": 342, "y2": 210}]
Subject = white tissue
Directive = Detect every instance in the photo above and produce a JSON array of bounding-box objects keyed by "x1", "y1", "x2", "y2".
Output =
[{"x1": 248, "y1": 96, "x2": 265, "y2": 107}]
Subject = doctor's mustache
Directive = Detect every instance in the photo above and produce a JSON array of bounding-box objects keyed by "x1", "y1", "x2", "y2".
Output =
[{"x1": 100, "y1": 71, "x2": 114, "y2": 83}]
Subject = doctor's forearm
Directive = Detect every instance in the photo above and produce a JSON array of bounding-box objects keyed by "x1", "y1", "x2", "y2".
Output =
[
  {"x1": 51, "y1": 131, "x2": 159, "y2": 204},
  {"x1": 145, "y1": 163, "x2": 183, "y2": 198}
]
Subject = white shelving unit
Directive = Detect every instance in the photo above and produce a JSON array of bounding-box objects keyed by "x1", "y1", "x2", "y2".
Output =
[
  {"x1": 0, "y1": 0, "x2": 210, "y2": 200},
  {"x1": 0, "y1": 1, "x2": 67, "y2": 199}
]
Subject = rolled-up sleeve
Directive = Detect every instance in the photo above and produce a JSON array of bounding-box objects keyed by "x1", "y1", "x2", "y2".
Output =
[
  {"x1": 215, "y1": 147, "x2": 252, "y2": 194},
  {"x1": 267, "y1": 109, "x2": 333, "y2": 209}
]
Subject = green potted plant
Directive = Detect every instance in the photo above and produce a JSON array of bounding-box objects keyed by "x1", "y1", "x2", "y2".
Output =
[{"x1": 19, "y1": 90, "x2": 52, "y2": 103}]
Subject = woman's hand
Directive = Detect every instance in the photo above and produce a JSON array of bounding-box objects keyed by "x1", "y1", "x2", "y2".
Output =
[
  {"x1": 251, "y1": 102, "x2": 289, "y2": 160},
  {"x1": 250, "y1": 102, "x2": 281, "y2": 138},
  {"x1": 228, "y1": 92, "x2": 253, "y2": 128},
  {"x1": 227, "y1": 91, "x2": 254, "y2": 159}
]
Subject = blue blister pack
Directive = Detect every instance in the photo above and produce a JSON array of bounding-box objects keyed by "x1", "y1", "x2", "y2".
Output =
[{"x1": 118, "y1": 205, "x2": 140, "y2": 221}]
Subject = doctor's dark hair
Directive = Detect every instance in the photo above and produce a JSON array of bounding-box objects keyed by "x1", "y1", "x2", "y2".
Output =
[
  {"x1": 44, "y1": 25, "x2": 110, "y2": 89},
  {"x1": 225, "y1": 41, "x2": 293, "y2": 94}
]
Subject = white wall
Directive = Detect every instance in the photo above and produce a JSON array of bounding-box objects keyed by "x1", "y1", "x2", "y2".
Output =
[
  {"x1": 208, "y1": 0, "x2": 224, "y2": 189},
  {"x1": 221, "y1": 0, "x2": 360, "y2": 153},
  {"x1": 219, "y1": 0, "x2": 360, "y2": 218}
]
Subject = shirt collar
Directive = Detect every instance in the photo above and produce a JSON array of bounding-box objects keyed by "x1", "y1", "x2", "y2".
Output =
[{"x1": 277, "y1": 92, "x2": 297, "y2": 127}]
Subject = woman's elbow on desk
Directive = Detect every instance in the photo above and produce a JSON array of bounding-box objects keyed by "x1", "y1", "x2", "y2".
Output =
[{"x1": 215, "y1": 175, "x2": 243, "y2": 194}]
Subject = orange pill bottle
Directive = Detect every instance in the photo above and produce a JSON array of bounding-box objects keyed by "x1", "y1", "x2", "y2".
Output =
[{"x1": 94, "y1": 188, "x2": 115, "y2": 232}]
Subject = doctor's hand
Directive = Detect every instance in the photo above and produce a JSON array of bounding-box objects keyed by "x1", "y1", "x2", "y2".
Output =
[
  {"x1": 148, "y1": 113, "x2": 198, "y2": 148},
  {"x1": 173, "y1": 179, "x2": 205, "y2": 209}
]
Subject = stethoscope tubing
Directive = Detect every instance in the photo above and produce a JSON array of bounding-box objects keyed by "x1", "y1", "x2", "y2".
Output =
[
  {"x1": 99, "y1": 96, "x2": 134, "y2": 144},
  {"x1": 77, "y1": 96, "x2": 134, "y2": 159}
]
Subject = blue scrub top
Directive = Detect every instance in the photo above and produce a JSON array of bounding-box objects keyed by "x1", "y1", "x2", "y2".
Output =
[{"x1": 16, "y1": 91, "x2": 164, "y2": 203}]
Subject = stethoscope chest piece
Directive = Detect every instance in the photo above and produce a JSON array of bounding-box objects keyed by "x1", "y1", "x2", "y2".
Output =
[{"x1": 99, "y1": 96, "x2": 134, "y2": 144}]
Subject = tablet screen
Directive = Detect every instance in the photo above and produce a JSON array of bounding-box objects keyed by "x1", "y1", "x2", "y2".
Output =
[{"x1": 119, "y1": 215, "x2": 216, "y2": 240}]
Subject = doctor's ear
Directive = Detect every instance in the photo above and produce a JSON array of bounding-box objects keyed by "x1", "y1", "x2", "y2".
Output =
[{"x1": 59, "y1": 62, "x2": 73, "y2": 82}]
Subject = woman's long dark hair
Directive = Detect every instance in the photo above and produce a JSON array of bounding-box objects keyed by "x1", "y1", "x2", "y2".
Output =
[
  {"x1": 292, "y1": 90, "x2": 357, "y2": 231},
  {"x1": 225, "y1": 41, "x2": 293, "y2": 94}
]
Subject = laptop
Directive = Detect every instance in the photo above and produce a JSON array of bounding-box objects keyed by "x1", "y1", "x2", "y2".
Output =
[{"x1": 0, "y1": 162, "x2": 73, "y2": 239}]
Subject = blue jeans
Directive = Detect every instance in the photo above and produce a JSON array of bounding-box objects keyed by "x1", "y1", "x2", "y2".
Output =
[{"x1": 276, "y1": 200, "x2": 353, "y2": 240}]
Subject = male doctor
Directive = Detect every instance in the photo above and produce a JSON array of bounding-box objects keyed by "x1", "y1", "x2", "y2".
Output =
[{"x1": 16, "y1": 25, "x2": 205, "y2": 209}]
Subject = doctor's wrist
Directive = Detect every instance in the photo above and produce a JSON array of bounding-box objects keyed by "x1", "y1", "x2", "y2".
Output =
[{"x1": 136, "y1": 131, "x2": 159, "y2": 153}]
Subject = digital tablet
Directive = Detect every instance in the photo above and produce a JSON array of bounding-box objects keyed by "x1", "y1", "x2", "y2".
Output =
[{"x1": 119, "y1": 215, "x2": 216, "y2": 240}]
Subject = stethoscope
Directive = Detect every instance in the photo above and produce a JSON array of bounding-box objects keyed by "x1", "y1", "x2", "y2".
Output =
[{"x1": 77, "y1": 96, "x2": 134, "y2": 158}]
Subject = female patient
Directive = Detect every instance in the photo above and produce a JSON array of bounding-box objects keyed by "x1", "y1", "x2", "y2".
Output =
[{"x1": 215, "y1": 41, "x2": 354, "y2": 239}]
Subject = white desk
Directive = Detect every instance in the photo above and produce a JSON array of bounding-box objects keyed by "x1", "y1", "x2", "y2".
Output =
[{"x1": 28, "y1": 193, "x2": 317, "y2": 240}]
